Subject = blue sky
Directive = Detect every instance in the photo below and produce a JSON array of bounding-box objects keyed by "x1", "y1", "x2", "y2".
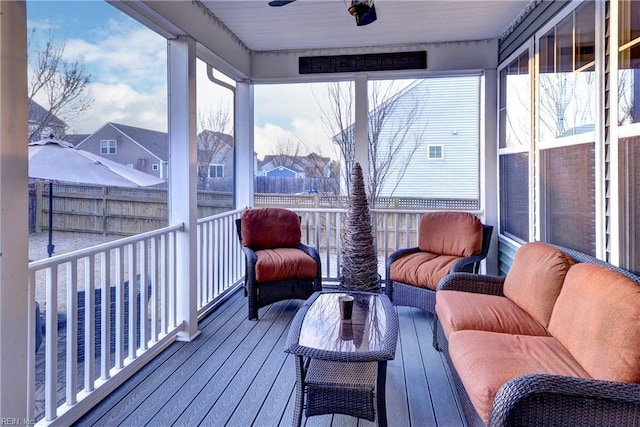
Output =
[{"x1": 26, "y1": 1, "x2": 344, "y2": 159}]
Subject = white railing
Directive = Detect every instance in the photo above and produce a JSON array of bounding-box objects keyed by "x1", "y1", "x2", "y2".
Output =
[
  {"x1": 27, "y1": 206, "x2": 482, "y2": 424},
  {"x1": 196, "y1": 209, "x2": 245, "y2": 318},
  {"x1": 29, "y1": 224, "x2": 184, "y2": 426}
]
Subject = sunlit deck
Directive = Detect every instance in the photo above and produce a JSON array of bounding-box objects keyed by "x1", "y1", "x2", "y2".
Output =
[{"x1": 74, "y1": 289, "x2": 464, "y2": 427}]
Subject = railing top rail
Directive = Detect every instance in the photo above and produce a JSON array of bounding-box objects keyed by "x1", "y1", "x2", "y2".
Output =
[
  {"x1": 28, "y1": 222, "x2": 184, "y2": 271},
  {"x1": 197, "y1": 207, "x2": 245, "y2": 224}
]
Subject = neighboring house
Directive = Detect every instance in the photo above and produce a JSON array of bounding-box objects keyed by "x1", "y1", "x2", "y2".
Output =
[
  {"x1": 337, "y1": 76, "x2": 480, "y2": 200},
  {"x1": 64, "y1": 134, "x2": 91, "y2": 146},
  {"x1": 258, "y1": 153, "x2": 332, "y2": 178},
  {"x1": 76, "y1": 122, "x2": 168, "y2": 179},
  {"x1": 197, "y1": 130, "x2": 234, "y2": 188},
  {"x1": 28, "y1": 99, "x2": 66, "y2": 142}
]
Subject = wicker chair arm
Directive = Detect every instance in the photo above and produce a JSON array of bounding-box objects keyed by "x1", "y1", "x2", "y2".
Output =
[
  {"x1": 240, "y1": 245, "x2": 258, "y2": 267},
  {"x1": 490, "y1": 374, "x2": 640, "y2": 426},
  {"x1": 296, "y1": 243, "x2": 323, "y2": 291},
  {"x1": 436, "y1": 272, "x2": 505, "y2": 296},
  {"x1": 296, "y1": 242, "x2": 320, "y2": 262},
  {"x1": 450, "y1": 254, "x2": 488, "y2": 273},
  {"x1": 385, "y1": 247, "x2": 421, "y2": 298}
]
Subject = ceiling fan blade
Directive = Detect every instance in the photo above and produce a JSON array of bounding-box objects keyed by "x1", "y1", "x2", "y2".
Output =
[{"x1": 268, "y1": 0, "x2": 296, "y2": 6}]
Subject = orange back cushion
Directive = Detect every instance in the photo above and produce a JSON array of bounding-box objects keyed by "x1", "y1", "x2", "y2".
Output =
[
  {"x1": 241, "y1": 207, "x2": 301, "y2": 249},
  {"x1": 417, "y1": 212, "x2": 483, "y2": 257},
  {"x1": 548, "y1": 263, "x2": 640, "y2": 383},
  {"x1": 503, "y1": 242, "x2": 575, "y2": 328}
]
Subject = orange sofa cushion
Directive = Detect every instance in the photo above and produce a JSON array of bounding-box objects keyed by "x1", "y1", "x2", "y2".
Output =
[
  {"x1": 255, "y1": 248, "x2": 317, "y2": 282},
  {"x1": 417, "y1": 212, "x2": 483, "y2": 257},
  {"x1": 449, "y1": 330, "x2": 591, "y2": 424},
  {"x1": 548, "y1": 263, "x2": 640, "y2": 383},
  {"x1": 436, "y1": 290, "x2": 549, "y2": 340},
  {"x1": 241, "y1": 207, "x2": 301, "y2": 249},
  {"x1": 503, "y1": 242, "x2": 575, "y2": 328},
  {"x1": 390, "y1": 252, "x2": 460, "y2": 290}
]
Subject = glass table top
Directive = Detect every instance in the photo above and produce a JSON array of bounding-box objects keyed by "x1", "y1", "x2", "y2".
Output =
[{"x1": 298, "y1": 292, "x2": 391, "y2": 354}]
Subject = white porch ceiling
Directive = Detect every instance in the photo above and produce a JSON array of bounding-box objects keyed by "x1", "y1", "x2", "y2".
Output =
[{"x1": 198, "y1": 0, "x2": 532, "y2": 52}]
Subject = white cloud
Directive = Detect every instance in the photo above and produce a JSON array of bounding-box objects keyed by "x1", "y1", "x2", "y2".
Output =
[
  {"x1": 64, "y1": 20, "x2": 167, "y2": 93},
  {"x1": 65, "y1": 82, "x2": 167, "y2": 134}
]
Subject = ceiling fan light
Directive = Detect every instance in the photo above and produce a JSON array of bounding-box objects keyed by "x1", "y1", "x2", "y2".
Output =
[
  {"x1": 355, "y1": 4, "x2": 377, "y2": 26},
  {"x1": 348, "y1": 1, "x2": 377, "y2": 26},
  {"x1": 348, "y1": 3, "x2": 370, "y2": 17}
]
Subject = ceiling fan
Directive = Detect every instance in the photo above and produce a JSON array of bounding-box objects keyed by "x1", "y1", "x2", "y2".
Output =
[{"x1": 268, "y1": 0, "x2": 378, "y2": 26}]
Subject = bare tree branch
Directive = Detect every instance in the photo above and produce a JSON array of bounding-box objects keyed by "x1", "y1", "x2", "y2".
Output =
[
  {"x1": 28, "y1": 29, "x2": 92, "y2": 141},
  {"x1": 197, "y1": 104, "x2": 232, "y2": 190}
]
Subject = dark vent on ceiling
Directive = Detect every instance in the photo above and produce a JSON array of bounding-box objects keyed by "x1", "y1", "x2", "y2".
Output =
[{"x1": 299, "y1": 51, "x2": 427, "y2": 74}]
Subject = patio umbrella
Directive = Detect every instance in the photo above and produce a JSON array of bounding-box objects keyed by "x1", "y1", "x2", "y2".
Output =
[{"x1": 29, "y1": 135, "x2": 165, "y2": 257}]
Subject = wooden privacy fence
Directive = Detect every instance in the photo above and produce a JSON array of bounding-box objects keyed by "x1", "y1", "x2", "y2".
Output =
[
  {"x1": 29, "y1": 182, "x2": 478, "y2": 236},
  {"x1": 30, "y1": 182, "x2": 233, "y2": 236}
]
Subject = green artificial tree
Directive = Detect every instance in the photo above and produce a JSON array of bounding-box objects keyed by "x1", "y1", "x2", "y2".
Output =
[{"x1": 340, "y1": 162, "x2": 380, "y2": 292}]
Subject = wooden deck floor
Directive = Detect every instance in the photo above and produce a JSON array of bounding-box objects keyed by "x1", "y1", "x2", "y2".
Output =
[{"x1": 74, "y1": 290, "x2": 464, "y2": 427}]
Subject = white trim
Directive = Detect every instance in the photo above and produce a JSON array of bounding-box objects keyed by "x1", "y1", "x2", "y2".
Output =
[
  {"x1": 618, "y1": 122, "x2": 640, "y2": 138},
  {"x1": 538, "y1": 131, "x2": 596, "y2": 150},
  {"x1": 168, "y1": 35, "x2": 200, "y2": 342},
  {"x1": 594, "y1": 0, "x2": 607, "y2": 260}
]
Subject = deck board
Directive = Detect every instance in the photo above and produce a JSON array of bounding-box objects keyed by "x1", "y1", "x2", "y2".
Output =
[{"x1": 74, "y1": 290, "x2": 464, "y2": 427}]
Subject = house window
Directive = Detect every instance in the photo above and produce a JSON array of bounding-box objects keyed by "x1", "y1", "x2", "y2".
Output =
[
  {"x1": 100, "y1": 140, "x2": 117, "y2": 155},
  {"x1": 152, "y1": 164, "x2": 159, "y2": 171},
  {"x1": 427, "y1": 145, "x2": 443, "y2": 160},
  {"x1": 498, "y1": 48, "x2": 531, "y2": 242},
  {"x1": 208, "y1": 164, "x2": 223, "y2": 178},
  {"x1": 537, "y1": 1, "x2": 596, "y2": 255},
  {"x1": 618, "y1": 0, "x2": 640, "y2": 270}
]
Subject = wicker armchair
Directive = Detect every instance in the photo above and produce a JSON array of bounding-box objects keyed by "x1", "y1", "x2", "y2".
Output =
[
  {"x1": 236, "y1": 207, "x2": 322, "y2": 320},
  {"x1": 433, "y1": 244, "x2": 640, "y2": 426},
  {"x1": 385, "y1": 211, "x2": 493, "y2": 314}
]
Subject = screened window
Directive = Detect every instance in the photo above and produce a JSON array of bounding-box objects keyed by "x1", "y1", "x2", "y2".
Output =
[
  {"x1": 499, "y1": 49, "x2": 531, "y2": 242},
  {"x1": 619, "y1": 0, "x2": 640, "y2": 270},
  {"x1": 500, "y1": 154, "x2": 529, "y2": 242},
  {"x1": 537, "y1": 2, "x2": 596, "y2": 255},
  {"x1": 539, "y1": 144, "x2": 596, "y2": 255},
  {"x1": 427, "y1": 145, "x2": 443, "y2": 160},
  {"x1": 100, "y1": 139, "x2": 116, "y2": 154},
  {"x1": 538, "y1": 2, "x2": 596, "y2": 141},
  {"x1": 619, "y1": 0, "x2": 640, "y2": 125}
]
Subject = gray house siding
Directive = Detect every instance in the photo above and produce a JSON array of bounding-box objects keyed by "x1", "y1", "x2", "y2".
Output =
[
  {"x1": 379, "y1": 76, "x2": 480, "y2": 199},
  {"x1": 77, "y1": 125, "x2": 165, "y2": 178}
]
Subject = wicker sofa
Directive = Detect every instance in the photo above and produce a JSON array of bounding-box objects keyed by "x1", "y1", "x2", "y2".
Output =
[{"x1": 434, "y1": 242, "x2": 640, "y2": 426}]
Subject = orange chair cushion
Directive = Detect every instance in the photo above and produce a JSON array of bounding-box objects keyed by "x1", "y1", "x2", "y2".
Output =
[
  {"x1": 255, "y1": 248, "x2": 317, "y2": 282},
  {"x1": 417, "y1": 212, "x2": 483, "y2": 257},
  {"x1": 436, "y1": 290, "x2": 549, "y2": 340},
  {"x1": 241, "y1": 207, "x2": 301, "y2": 249},
  {"x1": 503, "y1": 242, "x2": 575, "y2": 328},
  {"x1": 390, "y1": 252, "x2": 460, "y2": 290},
  {"x1": 449, "y1": 330, "x2": 591, "y2": 424},
  {"x1": 548, "y1": 263, "x2": 640, "y2": 383}
]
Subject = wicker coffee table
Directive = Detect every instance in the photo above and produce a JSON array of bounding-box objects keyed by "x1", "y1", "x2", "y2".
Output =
[{"x1": 284, "y1": 291, "x2": 399, "y2": 426}]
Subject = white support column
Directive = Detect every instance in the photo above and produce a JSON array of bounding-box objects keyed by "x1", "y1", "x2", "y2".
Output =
[
  {"x1": 354, "y1": 74, "x2": 369, "y2": 185},
  {"x1": 168, "y1": 36, "x2": 199, "y2": 341},
  {"x1": 0, "y1": 0, "x2": 29, "y2": 418},
  {"x1": 481, "y1": 69, "x2": 499, "y2": 275},
  {"x1": 235, "y1": 81, "x2": 254, "y2": 209}
]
